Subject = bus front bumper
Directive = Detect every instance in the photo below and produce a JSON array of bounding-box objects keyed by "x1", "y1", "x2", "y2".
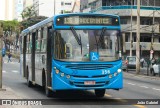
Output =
[{"x1": 52, "y1": 73, "x2": 123, "y2": 90}]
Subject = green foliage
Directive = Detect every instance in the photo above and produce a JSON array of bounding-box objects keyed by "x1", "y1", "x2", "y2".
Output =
[
  {"x1": 0, "y1": 20, "x2": 20, "y2": 33},
  {"x1": 63, "y1": 10, "x2": 71, "y2": 13},
  {"x1": 21, "y1": 6, "x2": 37, "y2": 20},
  {"x1": 20, "y1": 16, "x2": 48, "y2": 29},
  {"x1": 20, "y1": 5, "x2": 48, "y2": 30}
]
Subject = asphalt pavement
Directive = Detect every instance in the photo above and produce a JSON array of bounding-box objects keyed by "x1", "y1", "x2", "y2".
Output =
[{"x1": 0, "y1": 57, "x2": 160, "y2": 108}]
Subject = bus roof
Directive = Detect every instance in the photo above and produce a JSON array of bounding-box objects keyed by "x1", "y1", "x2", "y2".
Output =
[
  {"x1": 21, "y1": 13, "x2": 120, "y2": 36},
  {"x1": 54, "y1": 13, "x2": 120, "y2": 18}
]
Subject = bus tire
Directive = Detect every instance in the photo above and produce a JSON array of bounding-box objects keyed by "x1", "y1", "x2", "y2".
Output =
[
  {"x1": 45, "y1": 87, "x2": 53, "y2": 97},
  {"x1": 95, "y1": 89, "x2": 105, "y2": 97},
  {"x1": 44, "y1": 74, "x2": 53, "y2": 97},
  {"x1": 26, "y1": 67, "x2": 33, "y2": 87},
  {"x1": 42, "y1": 70, "x2": 46, "y2": 90}
]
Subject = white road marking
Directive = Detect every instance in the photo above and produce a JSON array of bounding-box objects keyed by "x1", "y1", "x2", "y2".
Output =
[
  {"x1": 134, "y1": 105, "x2": 146, "y2": 108},
  {"x1": 127, "y1": 83, "x2": 136, "y2": 85},
  {"x1": 139, "y1": 86, "x2": 149, "y2": 88},
  {"x1": 12, "y1": 70, "x2": 18, "y2": 73},
  {"x1": 152, "y1": 88, "x2": 160, "y2": 91}
]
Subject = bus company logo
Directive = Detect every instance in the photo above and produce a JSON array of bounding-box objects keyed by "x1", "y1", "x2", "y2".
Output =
[
  {"x1": 2, "y1": 100, "x2": 11, "y2": 105},
  {"x1": 1, "y1": 99, "x2": 42, "y2": 105}
]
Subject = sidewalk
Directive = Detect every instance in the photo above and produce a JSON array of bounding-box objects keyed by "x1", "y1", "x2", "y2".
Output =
[
  {"x1": 0, "y1": 86, "x2": 22, "y2": 99},
  {"x1": 2, "y1": 56, "x2": 19, "y2": 63},
  {"x1": 0, "y1": 57, "x2": 31, "y2": 108},
  {"x1": 0, "y1": 86, "x2": 32, "y2": 108},
  {"x1": 124, "y1": 67, "x2": 160, "y2": 79}
]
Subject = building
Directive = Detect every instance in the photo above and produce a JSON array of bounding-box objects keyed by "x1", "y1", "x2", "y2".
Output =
[
  {"x1": 33, "y1": 0, "x2": 75, "y2": 17},
  {"x1": 0, "y1": 0, "x2": 15, "y2": 20},
  {"x1": 80, "y1": 0, "x2": 160, "y2": 59},
  {"x1": 23, "y1": 0, "x2": 33, "y2": 8},
  {"x1": 0, "y1": 0, "x2": 24, "y2": 21},
  {"x1": 14, "y1": 0, "x2": 24, "y2": 21},
  {"x1": 80, "y1": 0, "x2": 89, "y2": 12},
  {"x1": 72, "y1": 0, "x2": 80, "y2": 13}
]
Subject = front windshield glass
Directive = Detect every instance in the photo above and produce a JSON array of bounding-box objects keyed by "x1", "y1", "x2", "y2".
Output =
[{"x1": 54, "y1": 29, "x2": 120, "y2": 62}]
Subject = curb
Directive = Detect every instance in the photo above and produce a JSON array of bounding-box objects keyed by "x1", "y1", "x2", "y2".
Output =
[
  {"x1": 124, "y1": 72, "x2": 160, "y2": 80},
  {"x1": 0, "y1": 86, "x2": 32, "y2": 108}
]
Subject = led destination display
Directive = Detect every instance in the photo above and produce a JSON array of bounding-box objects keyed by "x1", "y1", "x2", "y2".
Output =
[{"x1": 56, "y1": 15, "x2": 119, "y2": 26}]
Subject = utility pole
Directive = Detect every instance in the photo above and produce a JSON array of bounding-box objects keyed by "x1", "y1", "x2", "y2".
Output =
[
  {"x1": 0, "y1": 23, "x2": 5, "y2": 91},
  {"x1": 136, "y1": 0, "x2": 140, "y2": 74},
  {"x1": 130, "y1": 0, "x2": 133, "y2": 56},
  {"x1": 150, "y1": 10, "x2": 155, "y2": 60}
]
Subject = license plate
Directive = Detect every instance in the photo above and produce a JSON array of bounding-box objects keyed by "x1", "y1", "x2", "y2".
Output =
[{"x1": 84, "y1": 81, "x2": 95, "y2": 85}]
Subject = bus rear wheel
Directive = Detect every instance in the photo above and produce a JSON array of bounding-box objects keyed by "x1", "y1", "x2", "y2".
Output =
[
  {"x1": 95, "y1": 89, "x2": 105, "y2": 97},
  {"x1": 26, "y1": 67, "x2": 33, "y2": 87}
]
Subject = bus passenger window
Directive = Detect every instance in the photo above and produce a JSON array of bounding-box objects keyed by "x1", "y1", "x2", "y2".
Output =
[
  {"x1": 36, "y1": 30, "x2": 41, "y2": 52},
  {"x1": 41, "y1": 28, "x2": 47, "y2": 52},
  {"x1": 41, "y1": 39, "x2": 46, "y2": 52}
]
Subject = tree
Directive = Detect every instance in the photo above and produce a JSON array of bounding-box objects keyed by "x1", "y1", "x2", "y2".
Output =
[
  {"x1": 20, "y1": 5, "x2": 48, "y2": 30},
  {"x1": 20, "y1": 16, "x2": 48, "y2": 29},
  {"x1": 21, "y1": 6, "x2": 37, "y2": 20},
  {"x1": 0, "y1": 20, "x2": 20, "y2": 52}
]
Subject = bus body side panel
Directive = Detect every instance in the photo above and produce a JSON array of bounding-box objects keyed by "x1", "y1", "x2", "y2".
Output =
[
  {"x1": 46, "y1": 27, "x2": 52, "y2": 88},
  {"x1": 26, "y1": 53, "x2": 31, "y2": 75},
  {"x1": 36, "y1": 53, "x2": 47, "y2": 86},
  {"x1": 35, "y1": 53, "x2": 43, "y2": 85},
  {"x1": 30, "y1": 32, "x2": 36, "y2": 82},
  {"x1": 35, "y1": 29, "x2": 42, "y2": 86}
]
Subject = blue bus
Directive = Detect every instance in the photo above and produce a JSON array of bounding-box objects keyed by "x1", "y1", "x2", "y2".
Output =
[{"x1": 20, "y1": 13, "x2": 123, "y2": 97}]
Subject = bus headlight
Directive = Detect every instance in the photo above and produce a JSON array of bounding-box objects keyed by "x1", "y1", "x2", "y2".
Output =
[
  {"x1": 117, "y1": 69, "x2": 122, "y2": 73},
  {"x1": 66, "y1": 75, "x2": 70, "y2": 79},
  {"x1": 60, "y1": 73, "x2": 64, "y2": 77},
  {"x1": 109, "y1": 74, "x2": 112, "y2": 78},
  {"x1": 55, "y1": 69, "x2": 60, "y2": 74},
  {"x1": 114, "y1": 72, "x2": 118, "y2": 76}
]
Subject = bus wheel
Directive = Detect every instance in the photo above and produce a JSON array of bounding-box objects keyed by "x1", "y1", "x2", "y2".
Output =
[
  {"x1": 45, "y1": 87, "x2": 53, "y2": 97},
  {"x1": 26, "y1": 67, "x2": 33, "y2": 87},
  {"x1": 95, "y1": 89, "x2": 105, "y2": 97},
  {"x1": 44, "y1": 75, "x2": 52, "y2": 97}
]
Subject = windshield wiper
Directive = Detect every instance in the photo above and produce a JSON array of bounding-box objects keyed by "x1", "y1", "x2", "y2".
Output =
[{"x1": 70, "y1": 27, "x2": 82, "y2": 55}]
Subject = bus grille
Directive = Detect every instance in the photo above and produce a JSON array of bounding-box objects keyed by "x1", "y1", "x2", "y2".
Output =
[
  {"x1": 72, "y1": 75, "x2": 106, "y2": 78},
  {"x1": 65, "y1": 64, "x2": 113, "y2": 70}
]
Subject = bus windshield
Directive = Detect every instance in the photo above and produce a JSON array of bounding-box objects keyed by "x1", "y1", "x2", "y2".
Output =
[{"x1": 53, "y1": 29, "x2": 120, "y2": 62}]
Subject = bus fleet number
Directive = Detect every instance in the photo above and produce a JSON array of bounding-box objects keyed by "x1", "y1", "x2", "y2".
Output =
[{"x1": 102, "y1": 70, "x2": 110, "y2": 75}]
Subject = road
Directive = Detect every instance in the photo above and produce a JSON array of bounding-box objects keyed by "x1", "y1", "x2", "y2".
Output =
[{"x1": 1, "y1": 57, "x2": 160, "y2": 108}]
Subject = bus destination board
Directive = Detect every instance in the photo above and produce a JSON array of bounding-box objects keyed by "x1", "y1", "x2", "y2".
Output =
[{"x1": 56, "y1": 15, "x2": 119, "y2": 26}]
